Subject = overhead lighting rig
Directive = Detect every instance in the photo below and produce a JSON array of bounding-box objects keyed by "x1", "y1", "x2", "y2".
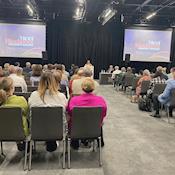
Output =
[
  {"x1": 73, "y1": 0, "x2": 86, "y2": 21},
  {"x1": 98, "y1": 1, "x2": 119, "y2": 25}
]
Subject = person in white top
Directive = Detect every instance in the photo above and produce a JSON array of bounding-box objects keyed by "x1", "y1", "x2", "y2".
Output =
[
  {"x1": 72, "y1": 68, "x2": 99, "y2": 96},
  {"x1": 112, "y1": 66, "x2": 121, "y2": 79},
  {"x1": 28, "y1": 71, "x2": 67, "y2": 152},
  {"x1": 84, "y1": 60, "x2": 94, "y2": 78},
  {"x1": 8, "y1": 65, "x2": 27, "y2": 92}
]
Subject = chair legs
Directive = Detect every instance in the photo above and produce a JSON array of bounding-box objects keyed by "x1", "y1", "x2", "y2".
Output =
[
  {"x1": 28, "y1": 140, "x2": 33, "y2": 171},
  {"x1": 0, "y1": 142, "x2": 4, "y2": 156},
  {"x1": 93, "y1": 140, "x2": 96, "y2": 152},
  {"x1": 24, "y1": 140, "x2": 28, "y2": 171},
  {"x1": 98, "y1": 137, "x2": 102, "y2": 167},
  {"x1": 63, "y1": 139, "x2": 66, "y2": 169},
  {"x1": 167, "y1": 107, "x2": 170, "y2": 123},
  {"x1": 67, "y1": 138, "x2": 71, "y2": 169}
]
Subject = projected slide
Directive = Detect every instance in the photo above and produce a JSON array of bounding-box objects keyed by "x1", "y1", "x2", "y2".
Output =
[
  {"x1": 123, "y1": 29, "x2": 172, "y2": 62},
  {"x1": 0, "y1": 23, "x2": 46, "y2": 58}
]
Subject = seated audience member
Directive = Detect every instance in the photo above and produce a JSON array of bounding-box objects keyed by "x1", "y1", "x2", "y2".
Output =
[
  {"x1": 9, "y1": 65, "x2": 27, "y2": 92},
  {"x1": 15, "y1": 62, "x2": 20, "y2": 67},
  {"x1": 62, "y1": 64, "x2": 69, "y2": 79},
  {"x1": 55, "y1": 64, "x2": 69, "y2": 86},
  {"x1": 156, "y1": 66, "x2": 168, "y2": 80},
  {"x1": 43, "y1": 64, "x2": 48, "y2": 72},
  {"x1": 84, "y1": 59, "x2": 94, "y2": 78},
  {"x1": 67, "y1": 78, "x2": 107, "y2": 149},
  {"x1": 0, "y1": 77, "x2": 29, "y2": 151},
  {"x1": 168, "y1": 68, "x2": 173, "y2": 79},
  {"x1": 72, "y1": 68, "x2": 99, "y2": 96},
  {"x1": 47, "y1": 64, "x2": 54, "y2": 71},
  {"x1": 69, "y1": 68, "x2": 82, "y2": 96},
  {"x1": 3, "y1": 63, "x2": 10, "y2": 76},
  {"x1": 149, "y1": 71, "x2": 167, "y2": 118},
  {"x1": 112, "y1": 66, "x2": 121, "y2": 79},
  {"x1": 107, "y1": 65, "x2": 114, "y2": 73},
  {"x1": 138, "y1": 70, "x2": 143, "y2": 78},
  {"x1": 16, "y1": 67, "x2": 24, "y2": 79},
  {"x1": 28, "y1": 71, "x2": 67, "y2": 152},
  {"x1": 30, "y1": 64, "x2": 42, "y2": 86},
  {"x1": 0, "y1": 66, "x2": 4, "y2": 80},
  {"x1": 155, "y1": 67, "x2": 175, "y2": 118},
  {"x1": 23, "y1": 62, "x2": 32, "y2": 74},
  {"x1": 69, "y1": 64, "x2": 76, "y2": 77},
  {"x1": 53, "y1": 70, "x2": 68, "y2": 97},
  {"x1": 122, "y1": 67, "x2": 135, "y2": 90},
  {"x1": 131, "y1": 69, "x2": 151, "y2": 103}
]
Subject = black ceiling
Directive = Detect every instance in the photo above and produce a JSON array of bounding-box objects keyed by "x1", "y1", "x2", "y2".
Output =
[{"x1": 0, "y1": 0, "x2": 175, "y2": 26}]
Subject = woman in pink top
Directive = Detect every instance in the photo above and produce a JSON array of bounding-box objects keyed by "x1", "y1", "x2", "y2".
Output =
[{"x1": 67, "y1": 77, "x2": 107, "y2": 149}]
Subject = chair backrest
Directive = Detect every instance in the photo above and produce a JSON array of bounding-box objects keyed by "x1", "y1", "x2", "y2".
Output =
[
  {"x1": 0, "y1": 107, "x2": 25, "y2": 141},
  {"x1": 170, "y1": 88, "x2": 175, "y2": 107},
  {"x1": 71, "y1": 107, "x2": 102, "y2": 139},
  {"x1": 34, "y1": 81, "x2": 39, "y2": 86},
  {"x1": 30, "y1": 107, "x2": 63, "y2": 141},
  {"x1": 124, "y1": 76, "x2": 134, "y2": 87},
  {"x1": 27, "y1": 86, "x2": 38, "y2": 92},
  {"x1": 15, "y1": 86, "x2": 22, "y2": 92},
  {"x1": 140, "y1": 80, "x2": 150, "y2": 94},
  {"x1": 14, "y1": 92, "x2": 31, "y2": 101},
  {"x1": 132, "y1": 77, "x2": 140, "y2": 90},
  {"x1": 60, "y1": 84, "x2": 68, "y2": 98},
  {"x1": 152, "y1": 83, "x2": 167, "y2": 95}
]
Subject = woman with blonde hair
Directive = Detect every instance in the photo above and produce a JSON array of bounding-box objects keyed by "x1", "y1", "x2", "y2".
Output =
[
  {"x1": 29, "y1": 71, "x2": 67, "y2": 152},
  {"x1": 67, "y1": 77, "x2": 107, "y2": 149},
  {"x1": 0, "y1": 77, "x2": 29, "y2": 151}
]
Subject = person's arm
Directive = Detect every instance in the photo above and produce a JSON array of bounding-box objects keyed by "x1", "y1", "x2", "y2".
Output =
[
  {"x1": 22, "y1": 79, "x2": 27, "y2": 92},
  {"x1": 158, "y1": 81, "x2": 172, "y2": 103}
]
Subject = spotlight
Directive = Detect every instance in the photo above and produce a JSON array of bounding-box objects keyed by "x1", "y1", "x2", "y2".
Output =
[
  {"x1": 98, "y1": 1, "x2": 118, "y2": 25},
  {"x1": 26, "y1": 4, "x2": 34, "y2": 16},
  {"x1": 73, "y1": 0, "x2": 86, "y2": 21},
  {"x1": 146, "y1": 12, "x2": 157, "y2": 20}
]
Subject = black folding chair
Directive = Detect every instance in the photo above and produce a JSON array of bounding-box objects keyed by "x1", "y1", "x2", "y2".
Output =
[
  {"x1": 15, "y1": 86, "x2": 22, "y2": 92},
  {"x1": 67, "y1": 107, "x2": 102, "y2": 168},
  {"x1": 0, "y1": 107, "x2": 28, "y2": 170},
  {"x1": 140, "y1": 80, "x2": 151, "y2": 96},
  {"x1": 152, "y1": 83, "x2": 167, "y2": 96},
  {"x1": 29, "y1": 107, "x2": 65, "y2": 170},
  {"x1": 14, "y1": 92, "x2": 31, "y2": 101},
  {"x1": 27, "y1": 86, "x2": 37, "y2": 92}
]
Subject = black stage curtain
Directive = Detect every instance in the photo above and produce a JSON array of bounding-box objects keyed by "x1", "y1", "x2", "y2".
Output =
[{"x1": 47, "y1": 21, "x2": 124, "y2": 78}]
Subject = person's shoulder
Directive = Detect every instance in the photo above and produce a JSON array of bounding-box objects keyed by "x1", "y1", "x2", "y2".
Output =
[
  {"x1": 57, "y1": 92, "x2": 67, "y2": 99},
  {"x1": 30, "y1": 91, "x2": 39, "y2": 97},
  {"x1": 11, "y1": 95, "x2": 27, "y2": 103}
]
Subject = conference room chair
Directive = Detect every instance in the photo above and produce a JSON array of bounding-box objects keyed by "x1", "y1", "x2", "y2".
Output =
[
  {"x1": 60, "y1": 84, "x2": 68, "y2": 98},
  {"x1": 27, "y1": 86, "x2": 38, "y2": 92},
  {"x1": 140, "y1": 80, "x2": 151, "y2": 96},
  {"x1": 124, "y1": 76, "x2": 134, "y2": 94},
  {"x1": 128, "y1": 77, "x2": 140, "y2": 97},
  {"x1": 15, "y1": 86, "x2": 22, "y2": 92},
  {"x1": 152, "y1": 84, "x2": 167, "y2": 96},
  {"x1": 14, "y1": 92, "x2": 31, "y2": 101},
  {"x1": 28, "y1": 107, "x2": 65, "y2": 170},
  {"x1": 67, "y1": 107, "x2": 102, "y2": 169},
  {"x1": 163, "y1": 88, "x2": 175, "y2": 123},
  {"x1": 0, "y1": 107, "x2": 29, "y2": 170},
  {"x1": 33, "y1": 81, "x2": 39, "y2": 86}
]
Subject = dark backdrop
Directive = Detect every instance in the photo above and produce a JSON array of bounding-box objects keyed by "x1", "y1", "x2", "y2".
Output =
[
  {"x1": 0, "y1": 21, "x2": 175, "y2": 78},
  {"x1": 47, "y1": 20, "x2": 124, "y2": 78}
]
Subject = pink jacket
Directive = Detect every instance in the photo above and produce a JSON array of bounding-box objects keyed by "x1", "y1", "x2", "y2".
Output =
[{"x1": 66, "y1": 93, "x2": 107, "y2": 126}]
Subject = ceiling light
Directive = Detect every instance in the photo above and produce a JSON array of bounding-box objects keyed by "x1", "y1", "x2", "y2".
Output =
[
  {"x1": 26, "y1": 4, "x2": 34, "y2": 16},
  {"x1": 146, "y1": 12, "x2": 157, "y2": 20}
]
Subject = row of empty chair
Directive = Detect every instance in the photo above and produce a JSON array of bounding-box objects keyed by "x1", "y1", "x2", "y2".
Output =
[{"x1": 0, "y1": 106, "x2": 103, "y2": 170}]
